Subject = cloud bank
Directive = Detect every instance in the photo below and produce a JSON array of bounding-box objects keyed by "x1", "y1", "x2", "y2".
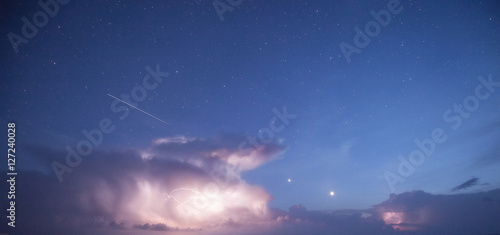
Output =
[
  {"x1": 375, "y1": 189, "x2": 500, "y2": 234},
  {"x1": 2, "y1": 133, "x2": 500, "y2": 235}
]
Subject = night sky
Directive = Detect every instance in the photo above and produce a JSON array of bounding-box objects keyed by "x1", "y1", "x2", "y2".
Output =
[{"x1": 1, "y1": 0, "x2": 500, "y2": 234}]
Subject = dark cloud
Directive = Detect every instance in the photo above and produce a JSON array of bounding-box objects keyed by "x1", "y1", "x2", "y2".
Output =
[
  {"x1": 265, "y1": 205, "x2": 394, "y2": 235},
  {"x1": 451, "y1": 177, "x2": 479, "y2": 192},
  {"x1": 132, "y1": 223, "x2": 171, "y2": 231},
  {"x1": 374, "y1": 189, "x2": 500, "y2": 234}
]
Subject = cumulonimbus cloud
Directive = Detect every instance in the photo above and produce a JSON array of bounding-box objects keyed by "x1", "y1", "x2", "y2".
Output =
[{"x1": 9, "y1": 133, "x2": 287, "y2": 234}]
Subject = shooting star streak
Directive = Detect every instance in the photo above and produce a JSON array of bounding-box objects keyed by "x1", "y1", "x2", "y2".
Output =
[{"x1": 107, "y1": 93, "x2": 169, "y2": 125}]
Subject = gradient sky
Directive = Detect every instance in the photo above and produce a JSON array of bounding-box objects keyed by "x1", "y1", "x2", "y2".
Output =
[{"x1": 1, "y1": 0, "x2": 500, "y2": 234}]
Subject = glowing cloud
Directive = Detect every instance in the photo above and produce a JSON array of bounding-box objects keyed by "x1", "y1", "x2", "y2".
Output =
[{"x1": 24, "y1": 133, "x2": 287, "y2": 233}]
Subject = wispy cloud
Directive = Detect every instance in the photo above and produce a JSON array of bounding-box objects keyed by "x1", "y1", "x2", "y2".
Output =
[{"x1": 451, "y1": 177, "x2": 479, "y2": 192}]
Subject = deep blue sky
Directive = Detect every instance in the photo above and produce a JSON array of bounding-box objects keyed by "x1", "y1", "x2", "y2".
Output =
[{"x1": 1, "y1": 0, "x2": 500, "y2": 234}]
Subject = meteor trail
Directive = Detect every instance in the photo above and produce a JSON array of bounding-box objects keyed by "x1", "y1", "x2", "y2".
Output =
[{"x1": 107, "y1": 93, "x2": 169, "y2": 125}]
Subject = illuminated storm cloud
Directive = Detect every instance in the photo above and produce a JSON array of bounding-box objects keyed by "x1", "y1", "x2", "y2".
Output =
[
  {"x1": 374, "y1": 189, "x2": 500, "y2": 233},
  {"x1": 23, "y1": 133, "x2": 287, "y2": 233}
]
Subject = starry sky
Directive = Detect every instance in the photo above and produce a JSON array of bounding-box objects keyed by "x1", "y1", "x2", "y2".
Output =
[{"x1": 1, "y1": 0, "x2": 500, "y2": 234}]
